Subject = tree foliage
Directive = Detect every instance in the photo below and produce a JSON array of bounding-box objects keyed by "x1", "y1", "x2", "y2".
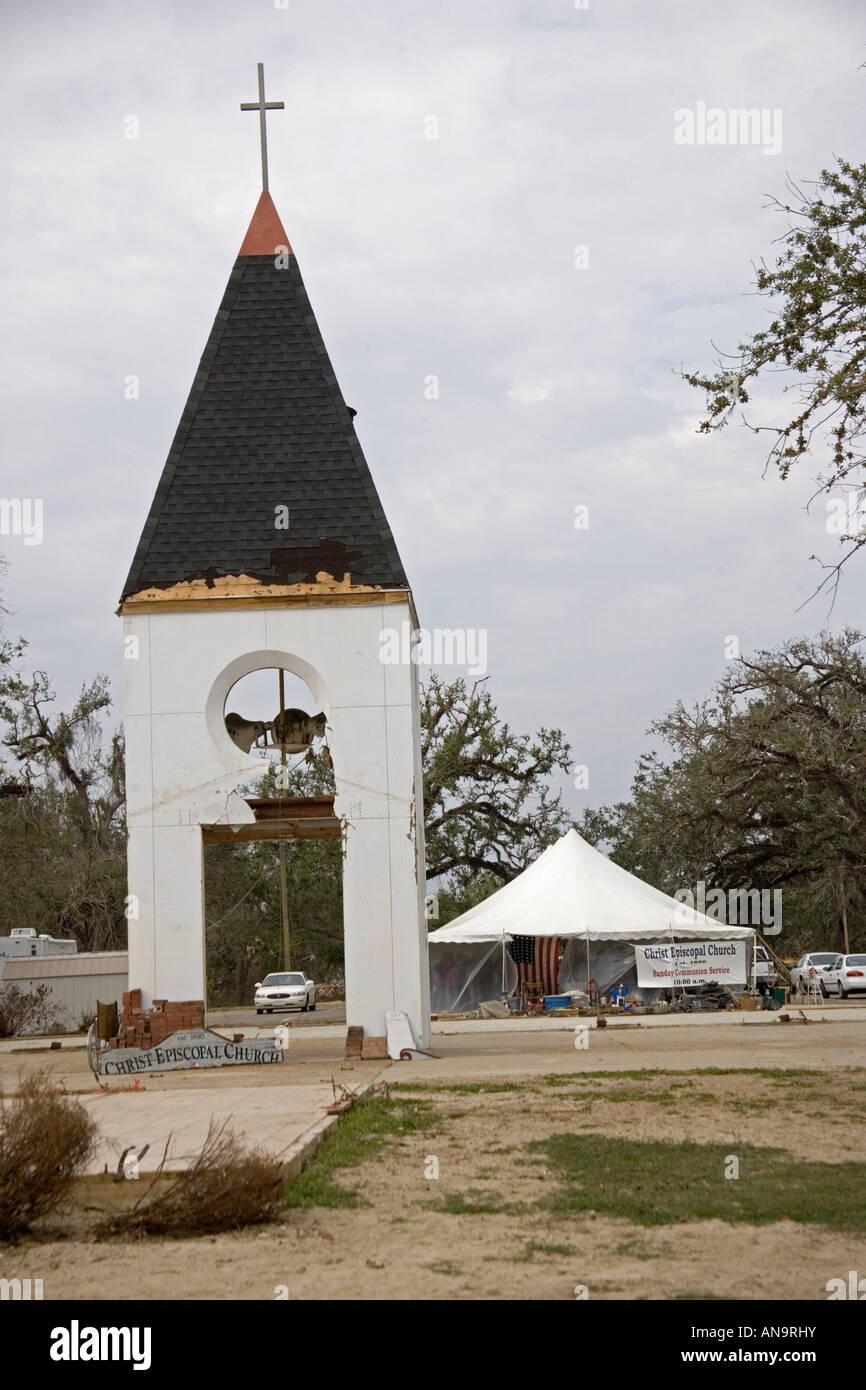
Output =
[
  {"x1": 0, "y1": 642, "x2": 126, "y2": 951},
  {"x1": 684, "y1": 158, "x2": 866, "y2": 592},
  {"x1": 594, "y1": 631, "x2": 866, "y2": 952},
  {"x1": 422, "y1": 674, "x2": 573, "y2": 895}
]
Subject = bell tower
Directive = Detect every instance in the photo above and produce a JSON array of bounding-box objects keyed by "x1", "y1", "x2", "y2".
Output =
[{"x1": 119, "y1": 67, "x2": 431, "y2": 1049}]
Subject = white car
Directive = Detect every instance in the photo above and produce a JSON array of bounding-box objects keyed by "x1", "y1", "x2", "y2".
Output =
[
  {"x1": 821, "y1": 955, "x2": 866, "y2": 1000},
  {"x1": 790, "y1": 952, "x2": 839, "y2": 993},
  {"x1": 254, "y1": 972, "x2": 316, "y2": 1014}
]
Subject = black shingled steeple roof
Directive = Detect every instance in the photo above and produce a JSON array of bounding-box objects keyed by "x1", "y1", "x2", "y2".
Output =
[{"x1": 121, "y1": 200, "x2": 409, "y2": 600}]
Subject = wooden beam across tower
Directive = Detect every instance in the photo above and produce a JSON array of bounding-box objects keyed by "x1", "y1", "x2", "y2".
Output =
[{"x1": 201, "y1": 795, "x2": 340, "y2": 845}]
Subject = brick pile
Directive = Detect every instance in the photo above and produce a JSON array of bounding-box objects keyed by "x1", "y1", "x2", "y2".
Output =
[
  {"x1": 108, "y1": 989, "x2": 205, "y2": 1050},
  {"x1": 344, "y1": 1026, "x2": 389, "y2": 1060}
]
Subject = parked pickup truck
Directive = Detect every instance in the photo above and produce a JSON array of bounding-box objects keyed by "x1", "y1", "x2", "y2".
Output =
[{"x1": 754, "y1": 945, "x2": 779, "y2": 991}]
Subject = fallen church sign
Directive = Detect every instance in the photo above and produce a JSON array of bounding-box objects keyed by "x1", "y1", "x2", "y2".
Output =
[{"x1": 99, "y1": 1027, "x2": 281, "y2": 1075}]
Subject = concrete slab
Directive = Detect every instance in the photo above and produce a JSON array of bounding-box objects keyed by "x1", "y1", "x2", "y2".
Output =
[
  {"x1": 391, "y1": 1016, "x2": 866, "y2": 1082},
  {"x1": 79, "y1": 1076, "x2": 383, "y2": 1175}
]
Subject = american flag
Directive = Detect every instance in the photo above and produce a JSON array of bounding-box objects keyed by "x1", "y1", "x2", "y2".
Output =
[{"x1": 509, "y1": 936, "x2": 560, "y2": 996}]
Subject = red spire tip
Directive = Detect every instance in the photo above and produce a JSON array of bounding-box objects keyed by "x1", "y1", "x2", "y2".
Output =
[{"x1": 239, "y1": 191, "x2": 292, "y2": 256}]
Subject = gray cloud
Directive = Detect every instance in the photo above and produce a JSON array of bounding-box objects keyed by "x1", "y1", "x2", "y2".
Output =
[{"x1": 1, "y1": 0, "x2": 863, "y2": 812}]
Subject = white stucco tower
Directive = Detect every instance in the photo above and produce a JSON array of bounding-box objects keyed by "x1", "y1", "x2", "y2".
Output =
[{"x1": 119, "y1": 187, "x2": 431, "y2": 1049}]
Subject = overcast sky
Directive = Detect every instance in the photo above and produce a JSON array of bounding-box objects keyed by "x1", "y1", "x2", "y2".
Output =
[{"x1": 1, "y1": 0, "x2": 864, "y2": 816}]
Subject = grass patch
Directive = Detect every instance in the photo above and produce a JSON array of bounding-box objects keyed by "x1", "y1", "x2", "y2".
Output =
[
  {"x1": 544, "y1": 1085, "x2": 721, "y2": 1107},
  {"x1": 284, "y1": 1094, "x2": 437, "y2": 1210},
  {"x1": 516, "y1": 1240, "x2": 574, "y2": 1262},
  {"x1": 431, "y1": 1188, "x2": 529, "y2": 1216},
  {"x1": 537, "y1": 1068, "x2": 842, "y2": 1084},
  {"x1": 391, "y1": 1081, "x2": 523, "y2": 1095},
  {"x1": 614, "y1": 1237, "x2": 670, "y2": 1261},
  {"x1": 530, "y1": 1132, "x2": 866, "y2": 1231},
  {"x1": 564, "y1": 1088, "x2": 680, "y2": 1104}
]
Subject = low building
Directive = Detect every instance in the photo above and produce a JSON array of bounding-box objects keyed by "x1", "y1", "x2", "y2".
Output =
[{"x1": 1, "y1": 952, "x2": 128, "y2": 1033}]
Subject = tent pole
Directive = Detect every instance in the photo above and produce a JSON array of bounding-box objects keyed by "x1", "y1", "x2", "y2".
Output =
[
  {"x1": 669, "y1": 921, "x2": 676, "y2": 999},
  {"x1": 669, "y1": 920, "x2": 684, "y2": 1001}
]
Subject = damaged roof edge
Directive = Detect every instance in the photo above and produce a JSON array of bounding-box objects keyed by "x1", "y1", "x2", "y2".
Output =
[{"x1": 120, "y1": 247, "x2": 411, "y2": 603}]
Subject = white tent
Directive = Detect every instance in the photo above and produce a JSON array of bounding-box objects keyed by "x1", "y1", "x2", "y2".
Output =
[
  {"x1": 428, "y1": 828, "x2": 753, "y2": 943},
  {"x1": 427, "y1": 829, "x2": 753, "y2": 1011}
]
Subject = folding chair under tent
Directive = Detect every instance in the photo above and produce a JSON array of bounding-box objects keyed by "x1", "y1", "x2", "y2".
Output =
[{"x1": 426, "y1": 829, "x2": 754, "y2": 1011}]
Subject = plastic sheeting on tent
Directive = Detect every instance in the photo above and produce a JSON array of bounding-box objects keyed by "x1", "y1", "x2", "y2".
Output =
[
  {"x1": 558, "y1": 939, "x2": 646, "y2": 1000},
  {"x1": 429, "y1": 940, "x2": 517, "y2": 1015},
  {"x1": 427, "y1": 828, "x2": 754, "y2": 1009}
]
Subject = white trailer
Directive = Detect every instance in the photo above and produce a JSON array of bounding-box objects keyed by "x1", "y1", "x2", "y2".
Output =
[{"x1": 0, "y1": 927, "x2": 78, "y2": 962}]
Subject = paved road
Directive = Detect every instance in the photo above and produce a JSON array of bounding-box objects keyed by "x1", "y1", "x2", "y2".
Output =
[
  {"x1": 208, "y1": 1001, "x2": 346, "y2": 1028},
  {"x1": 394, "y1": 1015, "x2": 866, "y2": 1080},
  {"x1": 211, "y1": 996, "x2": 860, "y2": 1030}
]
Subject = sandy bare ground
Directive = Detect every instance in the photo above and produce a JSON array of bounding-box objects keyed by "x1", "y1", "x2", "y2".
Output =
[
  {"x1": 5, "y1": 1211, "x2": 860, "y2": 1303},
  {"x1": 3, "y1": 1066, "x2": 865, "y2": 1301}
]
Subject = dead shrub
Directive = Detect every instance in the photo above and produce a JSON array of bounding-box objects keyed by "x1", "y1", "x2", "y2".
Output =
[
  {"x1": 101, "y1": 1120, "x2": 285, "y2": 1238},
  {"x1": 0, "y1": 1072, "x2": 98, "y2": 1239},
  {"x1": 0, "y1": 983, "x2": 64, "y2": 1038}
]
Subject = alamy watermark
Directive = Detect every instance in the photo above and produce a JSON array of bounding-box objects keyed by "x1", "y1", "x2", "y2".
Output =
[
  {"x1": 379, "y1": 621, "x2": 488, "y2": 678},
  {"x1": 674, "y1": 102, "x2": 782, "y2": 157},
  {"x1": 674, "y1": 881, "x2": 782, "y2": 935},
  {"x1": 826, "y1": 493, "x2": 866, "y2": 537},
  {"x1": 1, "y1": 1277, "x2": 43, "y2": 1300},
  {"x1": 0, "y1": 498, "x2": 43, "y2": 545},
  {"x1": 826, "y1": 1270, "x2": 865, "y2": 1299},
  {"x1": 50, "y1": 1323, "x2": 151, "y2": 1370}
]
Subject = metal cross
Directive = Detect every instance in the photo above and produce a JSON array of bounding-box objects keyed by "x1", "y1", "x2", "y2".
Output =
[{"x1": 240, "y1": 63, "x2": 284, "y2": 193}]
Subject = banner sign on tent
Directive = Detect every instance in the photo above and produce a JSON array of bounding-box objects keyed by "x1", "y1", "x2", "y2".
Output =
[{"x1": 634, "y1": 941, "x2": 748, "y2": 989}]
